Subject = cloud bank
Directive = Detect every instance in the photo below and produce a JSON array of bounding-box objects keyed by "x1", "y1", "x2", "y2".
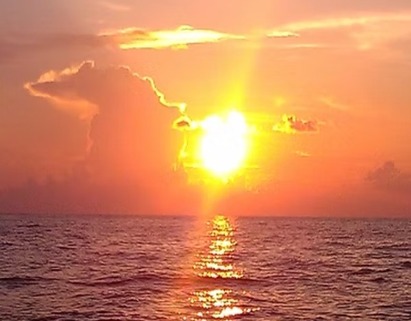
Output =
[
  {"x1": 26, "y1": 61, "x2": 184, "y2": 177},
  {"x1": 0, "y1": 61, "x2": 198, "y2": 214}
]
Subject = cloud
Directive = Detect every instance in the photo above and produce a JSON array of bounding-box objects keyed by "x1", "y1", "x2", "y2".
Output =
[
  {"x1": 25, "y1": 61, "x2": 186, "y2": 182},
  {"x1": 89, "y1": 25, "x2": 299, "y2": 50},
  {"x1": 277, "y1": 13, "x2": 411, "y2": 32},
  {"x1": 26, "y1": 61, "x2": 185, "y2": 115},
  {"x1": 103, "y1": 25, "x2": 245, "y2": 49},
  {"x1": 265, "y1": 31, "x2": 300, "y2": 38},
  {"x1": 0, "y1": 61, "x2": 206, "y2": 214},
  {"x1": 173, "y1": 115, "x2": 196, "y2": 131},
  {"x1": 0, "y1": 26, "x2": 245, "y2": 61},
  {"x1": 2, "y1": 12, "x2": 411, "y2": 63},
  {"x1": 319, "y1": 96, "x2": 350, "y2": 111},
  {"x1": 268, "y1": 12, "x2": 411, "y2": 51},
  {"x1": 366, "y1": 161, "x2": 411, "y2": 193},
  {"x1": 295, "y1": 151, "x2": 311, "y2": 158},
  {"x1": 0, "y1": 25, "x2": 304, "y2": 64},
  {"x1": 273, "y1": 114, "x2": 318, "y2": 134}
]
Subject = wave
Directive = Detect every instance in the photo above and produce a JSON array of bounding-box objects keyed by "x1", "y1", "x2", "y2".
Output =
[
  {"x1": 350, "y1": 267, "x2": 392, "y2": 275},
  {"x1": 17, "y1": 222, "x2": 41, "y2": 228},
  {"x1": 191, "y1": 275, "x2": 265, "y2": 287},
  {"x1": 55, "y1": 243, "x2": 77, "y2": 250},
  {"x1": 369, "y1": 277, "x2": 386, "y2": 283},
  {"x1": 66, "y1": 272, "x2": 265, "y2": 289},
  {"x1": 400, "y1": 261, "x2": 411, "y2": 269},
  {"x1": 0, "y1": 275, "x2": 57, "y2": 288},
  {"x1": 375, "y1": 243, "x2": 410, "y2": 252},
  {"x1": 0, "y1": 240, "x2": 14, "y2": 247},
  {"x1": 67, "y1": 273, "x2": 170, "y2": 287}
]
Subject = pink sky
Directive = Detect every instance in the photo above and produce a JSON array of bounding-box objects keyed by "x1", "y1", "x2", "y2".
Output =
[{"x1": 0, "y1": 0, "x2": 410, "y2": 216}]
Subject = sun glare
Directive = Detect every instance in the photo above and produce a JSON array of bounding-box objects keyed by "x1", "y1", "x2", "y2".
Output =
[{"x1": 199, "y1": 111, "x2": 248, "y2": 178}]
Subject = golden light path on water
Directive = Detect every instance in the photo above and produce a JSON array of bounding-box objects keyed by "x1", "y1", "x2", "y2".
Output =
[{"x1": 184, "y1": 215, "x2": 257, "y2": 320}]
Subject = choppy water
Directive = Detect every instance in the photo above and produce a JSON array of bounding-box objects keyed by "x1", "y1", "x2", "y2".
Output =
[{"x1": 0, "y1": 214, "x2": 410, "y2": 321}]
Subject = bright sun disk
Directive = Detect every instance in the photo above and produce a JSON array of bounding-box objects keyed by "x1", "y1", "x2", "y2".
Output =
[{"x1": 199, "y1": 111, "x2": 248, "y2": 178}]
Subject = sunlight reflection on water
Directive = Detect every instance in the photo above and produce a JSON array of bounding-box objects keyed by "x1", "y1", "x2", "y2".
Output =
[{"x1": 187, "y1": 215, "x2": 256, "y2": 320}]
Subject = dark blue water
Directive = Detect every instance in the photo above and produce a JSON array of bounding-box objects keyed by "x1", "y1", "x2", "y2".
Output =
[{"x1": 0, "y1": 214, "x2": 410, "y2": 320}]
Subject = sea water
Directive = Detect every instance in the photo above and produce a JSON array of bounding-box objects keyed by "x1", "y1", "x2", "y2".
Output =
[{"x1": 0, "y1": 214, "x2": 410, "y2": 320}]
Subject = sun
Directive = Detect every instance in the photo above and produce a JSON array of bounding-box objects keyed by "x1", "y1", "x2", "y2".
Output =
[{"x1": 199, "y1": 111, "x2": 248, "y2": 178}]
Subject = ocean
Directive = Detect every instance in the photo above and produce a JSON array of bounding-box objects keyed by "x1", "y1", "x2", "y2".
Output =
[{"x1": 0, "y1": 214, "x2": 410, "y2": 320}]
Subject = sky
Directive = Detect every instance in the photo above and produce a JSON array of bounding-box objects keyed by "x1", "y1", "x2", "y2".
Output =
[{"x1": 0, "y1": 0, "x2": 410, "y2": 216}]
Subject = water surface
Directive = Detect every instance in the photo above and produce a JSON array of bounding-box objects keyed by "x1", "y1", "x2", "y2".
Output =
[{"x1": 0, "y1": 214, "x2": 410, "y2": 320}]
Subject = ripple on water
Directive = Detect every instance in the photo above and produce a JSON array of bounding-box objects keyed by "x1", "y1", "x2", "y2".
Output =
[{"x1": 0, "y1": 214, "x2": 410, "y2": 321}]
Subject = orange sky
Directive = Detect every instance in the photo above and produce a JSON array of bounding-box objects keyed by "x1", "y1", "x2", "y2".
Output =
[{"x1": 0, "y1": 0, "x2": 410, "y2": 216}]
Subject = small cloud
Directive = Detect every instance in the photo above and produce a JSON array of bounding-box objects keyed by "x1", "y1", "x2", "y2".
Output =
[
  {"x1": 279, "y1": 13, "x2": 411, "y2": 32},
  {"x1": 266, "y1": 30, "x2": 300, "y2": 38},
  {"x1": 103, "y1": 25, "x2": 244, "y2": 50},
  {"x1": 366, "y1": 161, "x2": 411, "y2": 193},
  {"x1": 173, "y1": 116, "x2": 196, "y2": 131},
  {"x1": 273, "y1": 114, "x2": 318, "y2": 134},
  {"x1": 319, "y1": 96, "x2": 350, "y2": 111},
  {"x1": 295, "y1": 151, "x2": 311, "y2": 158}
]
